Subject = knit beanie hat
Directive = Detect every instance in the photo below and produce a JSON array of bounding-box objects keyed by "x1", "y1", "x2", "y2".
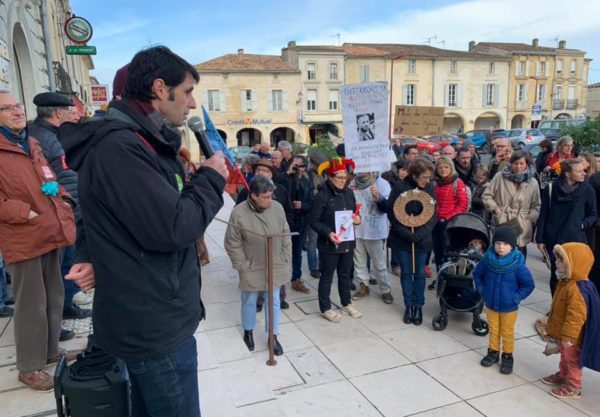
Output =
[
  {"x1": 493, "y1": 225, "x2": 517, "y2": 249},
  {"x1": 112, "y1": 63, "x2": 129, "y2": 98}
]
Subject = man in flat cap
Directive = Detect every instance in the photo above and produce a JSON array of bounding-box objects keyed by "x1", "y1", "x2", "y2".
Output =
[
  {"x1": 29, "y1": 92, "x2": 92, "y2": 334},
  {"x1": 0, "y1": 89, "x2": 80, "y2": 391}
]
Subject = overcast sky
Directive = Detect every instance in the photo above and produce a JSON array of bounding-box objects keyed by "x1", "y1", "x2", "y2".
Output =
[{"x1": 71, "y1": 0, "x2": 600, "y2": 88}]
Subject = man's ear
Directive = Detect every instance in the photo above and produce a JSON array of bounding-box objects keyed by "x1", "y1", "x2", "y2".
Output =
[{"x1": 151, "y1": 78, "x2": 167, "y2": 100}]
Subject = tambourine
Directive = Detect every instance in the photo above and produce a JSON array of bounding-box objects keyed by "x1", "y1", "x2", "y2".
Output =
[{"x1": 393, "y1": 189, "x2": 435, "y2": 227}]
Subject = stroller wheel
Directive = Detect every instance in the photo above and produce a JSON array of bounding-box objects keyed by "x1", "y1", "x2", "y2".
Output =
[
  {"x1": 432, "y1": 313, "x2": 448, "y2": 331},
  {"x1": 472, "y1": 319, "x2": 489, "y2": 336}
]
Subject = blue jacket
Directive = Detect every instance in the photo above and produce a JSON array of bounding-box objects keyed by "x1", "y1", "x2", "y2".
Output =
[{"x1": 473, "y1": 259, "x2": 535, "y2": 313}]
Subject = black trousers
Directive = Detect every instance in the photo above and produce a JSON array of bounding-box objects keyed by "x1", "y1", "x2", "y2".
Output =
[{"x1": 318, "y1": 251, "x2": 353, "y2": 313}]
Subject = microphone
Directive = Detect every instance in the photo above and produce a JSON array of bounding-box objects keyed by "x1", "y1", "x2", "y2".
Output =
[{"x1": 187, "y1": 116, "x2": 213, "y2": 158}]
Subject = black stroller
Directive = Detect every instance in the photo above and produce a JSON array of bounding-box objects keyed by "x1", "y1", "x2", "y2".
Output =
[{"x1": 431, "y1": 213, "x2": 490, "y2": 336}]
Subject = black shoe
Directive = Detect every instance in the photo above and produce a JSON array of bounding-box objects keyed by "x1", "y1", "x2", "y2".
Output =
[
  {"x1": 480, "y1": 349, "x2": 500, "y2": 367},
  {"x1": 280, "y1": 300, "x2": 289, "y2": 310},
  {"x1": 413, "y1": 307, "x2": 423, "y2": 325},
  {"x1": 500, "y1": 353, "x2": 514, "y2": 374},
  {"x1": 310, "y1": 270, "x2": 321, "y2": 278},
  {"x1": 271, "y1": 335, "x2": 283, "y2": 356},
  {"x1": 63, "y1": 304, "x2": 92, "y2": 320},
  {"x1": 427, "y1": 280, "x2": 436, "y2": 291},
  {"x1": 4, "y1": 297, "x2": 14, "y2": 305},
  {"x1": 243, "y1": 330, "x2": 254, "y2": 351},
  {"x1": 59, "y1": 328, "x2": 75, "y2": 342},
  {"x1": 256, "y1": 304, "x2": 263, "y2": 313},
  {"x1": 368, "y1": 277, "x2": 377, "y2": 285},
  {"x1": 403, "y1": 307, "x2": 414, "y2": 324},
  {"x1": 0, "y1": 306, "x2": 13, "y2": 317}
]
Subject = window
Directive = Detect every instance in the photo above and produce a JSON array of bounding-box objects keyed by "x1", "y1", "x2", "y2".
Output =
[
  {"x1": 207, "y1": 90, "x2": 221, "y2": 111},
  {"x1": 484, "y1": 83, "x2": 496, "y2": 106},
  {"x1": 408, "y1": 59, "x2": 416, "y2": 75},
  {"x1": 240, "y1": 89, "x2": 256, "y2": 112},
  {"x1": 271, "y1": 90, "x2": 283, "y2": 111},
  {"x1": 568, "y1": 85, "x2": 576, "y2": 100},
  {"x1": 360, "y1": 65, "x2": 369, "y2": 82},
  {"x1": 517, "y1": 61, "x2": 526, "y2": 76},
  {"x1": 446, "y1": 84, "x2": 457, "y2": 107},
  {"x1": 328, "y1": 90, "x2": 339, "y2": 110},
  {"x1": 554, "y1": 85, "x2": 562, "y2": 100},
  {"x1": 307, "y1": 63, "x2": 316, "y2": 80},
  {"x1": 517, "y1": 84, "x2": 526, "y2": 102},
  {"x1": 488, "y1": 62, "x2": 495, "y2": 75},
  {"x1": 536, "y1": 84, "x2": 546, "y2": 102},
  {"x1": 329, "y1": 63, "x2": 338, "y2": 80},
  {"x1": 306, "y1": 89, "x2": 317, "y2": 111},
  {"x1": 405, "y1": 84, "x2": 416, "y2": 105},
  {"x1": 570, "y1": 60, "x2": 577, "y2": 75},
  {"x1": 537, "y1": 61, "x2": 546, "y2": 76},
  {"x1": 450, "y1": 61, "x2": 457, "y2": 74},
  {"x1": 556, "y1": 60, "x2": 563, "y2": 74}
]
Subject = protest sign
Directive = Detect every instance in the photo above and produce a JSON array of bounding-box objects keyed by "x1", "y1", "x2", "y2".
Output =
[{"x1": 393, "y1": 105, "x2": 444, "y2": 136}]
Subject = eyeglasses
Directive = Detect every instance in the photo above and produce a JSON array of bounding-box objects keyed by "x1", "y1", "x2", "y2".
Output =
[
  {"x1": 418, "y1": 175, "x2": 433, "y2": 181},
  {"x1": 0, "y1": 103, "x2": 25, "y2": 112}
]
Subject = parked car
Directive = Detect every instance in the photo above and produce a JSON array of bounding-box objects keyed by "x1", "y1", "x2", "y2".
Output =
[
  {"x1": 462, "y1": 130, "x2": 487, "y2": 150},
  {"x1": 400, "y1": 136, "x2": 439, "y2": 155},
  {"x1": 538, "y1": 119, "x2": 587, "y2": 142},
  {"x1": 508, "y1": 128, "x2": 546, "y2": 149},
  {"x1": 424, "y1": 134, "x2": 459, "y2": 149}
]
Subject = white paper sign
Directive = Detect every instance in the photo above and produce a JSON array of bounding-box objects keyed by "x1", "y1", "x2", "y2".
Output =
[
  {"x1": 341, "y1": 82, "x2": 390, "y2": 174},
  {"x1": 334, "y1": 210, "x2": 355, "y2": 242}
]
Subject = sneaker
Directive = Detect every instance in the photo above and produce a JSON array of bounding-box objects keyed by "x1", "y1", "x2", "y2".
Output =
[
  {"x1": 427, "y1": 280, "x2": 436, "y2": 291},
  {"x1": 382, "y1": 293, "x2": 394, "y2": 304},
  {"x1": 368, "y1": 277, "x2": 377, "y2": 285},
  {"x1": 322, "y1": 309, "x2": 341, "y2": 323},
  {"x1": 542, "y1": 373, "x2": 566, "y2": 386},
  {"x1": 280, "y1": 300, "x2": 289, "y2": 310},
  {"x1": 500, "y1": 353, "x2": 514, "y2": 374},
  {"x1": 72, "y1": 291, "x2": 93, "y2": 305},
  {"x1": 4, "y1": 297, "x2": 14, "y2": 305},
  {"x1": 391, "y1": 267, "x2": 401, "y2": 276},
  {"x1": 480, "y1": 349, "x2": 500, "y2": 367},
  {"x1": 291, "y1": 280, "x2": 310, "y2": 294},
  {"x1": 352, "y1": 283, "x2": 370, "y2": 301},
  {"x1": 63, "y1": 304, "x2": 92, "y2": 320},
  {"x1": 59, "y1": 328, "x2": 75, "y2": 342},
  {"x1": 310, "y1": 270, "x2": 321, "y2": 279},
  {"x1": 424, "y1": 265, "x2": 432, "y2": 278},
  {"x1": 550, "y1": 384, "x2": 582, "y2": 399},
  {"x1": 19, "y1": 370, "x2": 54, "y2": 392},
  {"x1": 0, "y1": 306, "x2": 14, "y2": 317},
  {"x1": 342, "y1": 304, "x2": 362, "y2": 318},
  {"x1": 47, "y1": 349, "x2": 84, "y2": 364}
]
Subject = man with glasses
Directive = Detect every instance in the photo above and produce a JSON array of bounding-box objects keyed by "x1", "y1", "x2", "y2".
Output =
[
  {"x1": 488, "y1": 137, "x2": 512, "y2": 179},
  {"x1": 0, "y1": 90, "x2": 78, "y2": 391}
]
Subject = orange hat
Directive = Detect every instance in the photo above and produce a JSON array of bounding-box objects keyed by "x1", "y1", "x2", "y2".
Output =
[{"x1": 317, "y1": 157, "x2": 355, "y2": 176}]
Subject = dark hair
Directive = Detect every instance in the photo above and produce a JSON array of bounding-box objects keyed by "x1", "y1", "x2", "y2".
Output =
[
  {"x1": 509, "y1": 150, "x2": 530, "y2": 165},
  {"x1": 457, "y1": 146, "x2": 471, "y2": 157},
  {"x1": 123, "y1": 46, "x2": 199, "y2": 101},
  {"x1": 539, "y1": 139, "x2": 553, "y2": 153},
  {"x1": 394, "y1": 159, "x2": 407, "y2": 170},
  {"x1": 403, "y1": 145, "x2": 418, "y2": 157},
  {"x1": 559, "y1": 158, "x2": 582, "y2": 179},
  {"x1": 408, "y1": 156, "x2": 434, "y2": 178},
  {"x1": 250, "y1": 175, "x2": 275, "y2": 195}
]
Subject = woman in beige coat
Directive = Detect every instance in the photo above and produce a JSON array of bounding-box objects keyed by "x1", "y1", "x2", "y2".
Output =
[
  {"x1": 482, "y1": 150, "x2": 541, "y2": 258},
  {"x1": 224, "y1": 176, "x2": 292, "y2": 355}
]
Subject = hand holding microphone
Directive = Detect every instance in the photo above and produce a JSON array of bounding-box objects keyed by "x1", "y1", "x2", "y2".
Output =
[{"x1": 187, "y1": 116, "x2": 229, "y2": 180}]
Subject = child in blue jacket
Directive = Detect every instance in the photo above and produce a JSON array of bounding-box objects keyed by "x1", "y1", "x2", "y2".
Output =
[{"x1": 474, "y1": 226, "x2": 535, "y2": 374}]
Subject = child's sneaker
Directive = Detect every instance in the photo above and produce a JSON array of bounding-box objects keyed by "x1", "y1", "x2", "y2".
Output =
[
  {"x1": 500, "y1": 353, "x2": 514, "y2": 374},
  {"x1": 550, "y1": 384, "x2": 582, "y2": 399},
  {"x1": 541, "y1": 373, "x2": 565, "y2": 386}
]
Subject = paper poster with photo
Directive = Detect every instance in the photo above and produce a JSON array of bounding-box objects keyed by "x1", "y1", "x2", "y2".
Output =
[
  {"x1": 334, "y1": 210, "x2": 355, "y2": 242},
  {"x1": 341, "y1": 82, "x2": 390, "y2": 173}
]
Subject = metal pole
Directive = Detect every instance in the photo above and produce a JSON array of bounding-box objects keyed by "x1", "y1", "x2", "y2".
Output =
[
  {"x1": 266, "y1": 236, "x2": 276, "y2": 366},
  {"x1": 40, "y1": 0, "x2": 56, "y2": 91},
  {"x1": 388, "y1": 58, "x2": 395, "y2": 140}
]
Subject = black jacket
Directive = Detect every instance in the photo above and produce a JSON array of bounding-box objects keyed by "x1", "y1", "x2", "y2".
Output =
[
  {"x1": 59, "y1": 100, "x2": 225, "y2": 360},
  {"x1": 387, "y1": 177, "x2": 437, "y2": 252},
  {"x1": 279, "y1": 172, "x2": 312, "y2": 233},
  {"x1": 535, "y1": 178, "x2": 597, "y2": 245},
  {"x1": 29, "y1": 118, "x2": 81, "y2": 221},
  {"x1": 309, "y1": 180, "x2": 357, "y2": 253}
]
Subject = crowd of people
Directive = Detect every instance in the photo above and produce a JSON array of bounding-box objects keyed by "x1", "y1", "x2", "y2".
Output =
[{"x1": 0, "y1": 43, "x2": 599, "y2": 415}]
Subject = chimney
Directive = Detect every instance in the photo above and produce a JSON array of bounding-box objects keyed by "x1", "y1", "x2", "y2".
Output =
[
  {"x1": 288, "y1": 40, "x2": 296, "y2": 48},
  {"x1": 237, "y1": 48, "x2": 244, "y2": 55},
  {"x1": 532, "y1": 38, "x2": 539, "y2": 47},
  {"x1": 468, "y1": 41, "x2": 475, "y2": 51},
  {"x1": 558, "y1": 40, "x2": 566, "y2": 49}
]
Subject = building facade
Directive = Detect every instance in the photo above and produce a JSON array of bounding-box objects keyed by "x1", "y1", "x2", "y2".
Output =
[{"x1": 588, "y1": 82, "x2": 600, "y2": 119}]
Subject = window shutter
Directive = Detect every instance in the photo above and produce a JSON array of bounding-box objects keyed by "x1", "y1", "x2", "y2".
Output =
[
  {"x1": 444, "y1": 84, "x2": 449, "y2": 106},
  {"x1": 267, "y1": 91, "x2": 273, "y2": 112},
  {"x1": 240, "y1": 90, "x2": 246, "y2": 111},
  {"x1": 402, "y1": 84, "x2": 407, "y2": 105},
  {"x1": 482, "y1": 83, "x2": 487, "y2": 107},
  {"x1": 524, "y1": 84, "x2": 529, "y2": 103},
  {"x1": 414, "y1": 84, "x2": 418, "y2": 105},
  {"x1": 525, "y1": 61, "x2": 530, "y2": 76},
  {"x1": 536, "y1": 62, "x2": 541, "y2": 76},
  {"x1": 457, "y1": 84, "x2": 463, "y2": 108},
  {"x1": 515, "y1": 84, "x2": 520, "y2": 102},
  {"x1": 202, "y1": 91, "x2": 209, "y2": 108},
  {"x1": 494, "y1": 84, "x2": 499, "y2": 107},
  {"x1": 251, "y1": 90, "x2": 258, "y2": 111},
  {"x1": 220, "y1": 91, "x2": 226, "y2": 112},
  {"x1": 545, "y1": 62, "x2": 549, "y2": 77},
  {"x1": 282, "y1": 91, "x2": 288, "y2": 111}
]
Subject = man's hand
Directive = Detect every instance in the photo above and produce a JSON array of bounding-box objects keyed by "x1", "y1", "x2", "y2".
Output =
[
  {"x1": 328, "y1": 232, "x2": 340, "y2": 244},
  {"x1": 493, "y1": 208, "x2": 502, "y2": 217},
  {"x1": 66, "y1": 262, "x2": 95, "y2": 291},
  {"x1": 537, "y1": 243, "x2": 546, "y2": 254},
  {"x1": 293, "y1": 201, "x2": 301, "y2": 209},
  {"x1": 352, "y1": 214, "x2": 361, "y2": 225},
  {"x1": 28, "y1": 210, "x2": 39, "y2": 219},
  {"x1": 370, "y1": 185, "x2": 379, "y2": 200},
  {"x1": 202, "y1": 152, "x2": 229, "y2": 180}
]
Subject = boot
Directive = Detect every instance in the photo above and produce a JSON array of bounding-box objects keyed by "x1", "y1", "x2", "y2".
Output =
[
  {"x1": 352, "y1": 283, "x2": 370, "y2": 301},
  {"x1": 270, "y1": 335, "x2": 283, "y2": 356},
  {"x1": 500, "y1": 353, "x2": 514, "y2": 374},
  {"x1": 480, "y1": 349, "x2": 500, "y2": 367},
  {"x1": 403, "y1": 306, "x2": 414, "y2": 324},
  {"x1": 243, "y1": 330, "x2": 254, "y2": 352},
  {"x1": 413, "y1": 306, "x2": 423, "y2": 325}
]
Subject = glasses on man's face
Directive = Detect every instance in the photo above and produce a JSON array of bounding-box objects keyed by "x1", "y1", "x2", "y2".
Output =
[
  {"x1": 418, "y1": 175, "x2": 432, "y2": 181},
  {"x1": 0, "y1": 103, "x2": 25, "y2": 112}
]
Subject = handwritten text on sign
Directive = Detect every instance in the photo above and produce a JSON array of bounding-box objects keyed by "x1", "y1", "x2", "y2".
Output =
[{"x1": 393, "y1": 106, "x2": 444, "y2": 136}]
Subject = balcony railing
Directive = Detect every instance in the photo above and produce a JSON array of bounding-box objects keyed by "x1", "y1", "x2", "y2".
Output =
[
  {"x1": 566, "y1": 99, "x2": 578, "y2": 110},
  {"x1": 52, "y1": 61, "x2": 73, "y2": 94},
  {"x1": 553, "y1": 100, "x2": 564, "y2": 110}
]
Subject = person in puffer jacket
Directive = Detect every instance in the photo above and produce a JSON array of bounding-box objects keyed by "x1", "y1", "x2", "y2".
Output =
[
  {"x1": 542, "y1": 242, "x2": 600, "y2": 399},
  {"x1": 474, "y1": 226, "x2": 534, "y2": 375}
]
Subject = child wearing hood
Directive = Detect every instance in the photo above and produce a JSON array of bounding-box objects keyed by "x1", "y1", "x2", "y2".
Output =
[
  {"x1": 541, "y1": 242, "x2": 600, "y2": 399},
  {"x1": 474, "y1": 226, "x2": 535, "y2": 374}
]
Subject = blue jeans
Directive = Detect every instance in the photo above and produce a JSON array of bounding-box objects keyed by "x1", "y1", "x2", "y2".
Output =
[
  {"x1": 124, "y1": 335, "x2": 200, "y2": 417},
  {"x1": 291, "y1": 229, "x2": 307, "y2": 280},
  {"x1": 241, "y1": 289, "x2": 280, "y2": 334},
  {"x1": 61, "y1": 245, "x2": 79, "y2": 310},
  {"x1": 394, "y1": 249, "x2": 427, "y2": 308},
  {"x1": 306, "y1": 226, "x2": 319, "y2": 271}
]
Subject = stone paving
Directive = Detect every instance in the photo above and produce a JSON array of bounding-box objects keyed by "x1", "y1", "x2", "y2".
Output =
[{"x1": 1, "y1": 195, "x2": 599, "y2": 416}]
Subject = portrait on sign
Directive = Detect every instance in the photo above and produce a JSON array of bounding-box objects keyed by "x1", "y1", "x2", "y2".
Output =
[{"x1": 356, "y1": 113, "x2": 375, "y2": 141}]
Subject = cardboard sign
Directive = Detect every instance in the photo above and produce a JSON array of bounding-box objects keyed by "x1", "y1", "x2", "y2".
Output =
[{"x1": 393, "y1": 106, "x2": 445, "y2": 136}]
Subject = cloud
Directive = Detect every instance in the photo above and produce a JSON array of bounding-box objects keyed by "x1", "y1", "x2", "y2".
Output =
[{"x1": 93, "y1": 17, "x2": 152, "y2": 39}]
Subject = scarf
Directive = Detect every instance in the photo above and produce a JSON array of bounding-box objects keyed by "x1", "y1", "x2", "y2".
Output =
[
  {"x1": 354, "y1": 173, "x2": 375, "y2": 190},
  {"x1": 435, "y1": 173, "x2": 457, "y2": 186},
  {"x1": 123, "y1": 99, "x2": 182, "y2": 154},
  {"x1": 500, "y1": 165, "x2": 534, "y2": 184},
  {"x1": 247, "y1": 196, "x2": 265, "y2": 213},
  {"x1": 559, "y1": 179, "x2": 579, "y2": 195},
  {"x1": 483, "y1": 247, "x2": 524, "y2": 273},
  {"x1": 0, "y1": 126, "x2": 29, "y2": 153}
]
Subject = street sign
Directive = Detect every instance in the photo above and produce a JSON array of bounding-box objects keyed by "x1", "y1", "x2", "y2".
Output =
[
  {"x1": 64, "y1": 15, "x2": 93, "y2": 44},
  {"x1": 531, "y1": 103, "x2": 542, "y2": 121},
  {"x1": 66, "y1": 45, "x2": 97, "y2": 55}
]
